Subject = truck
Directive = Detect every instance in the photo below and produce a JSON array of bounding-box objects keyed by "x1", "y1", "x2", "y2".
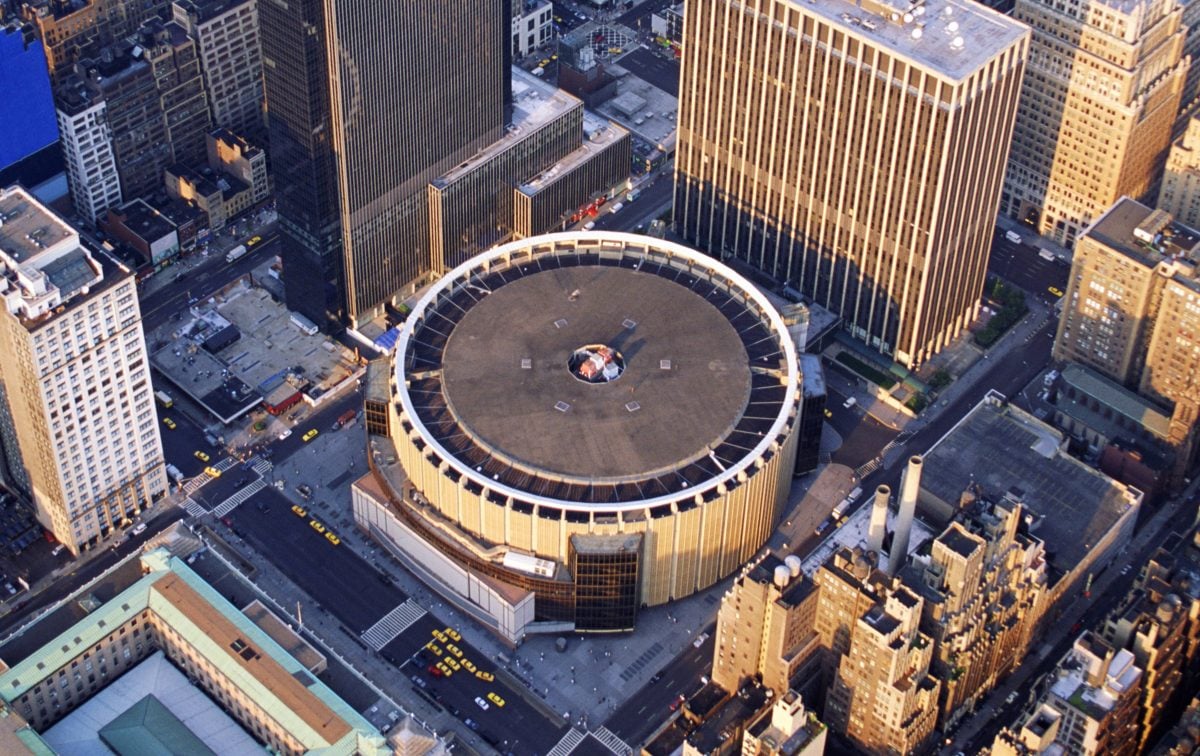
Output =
[
  {"x1": 831, "y1": 488, "x2": 862, "y2": 522},
  {"x1": 165, "y1": 464, "x2": 184, "y2": 483},
  {"x1": 1004, "y1": 230, "x2": 1022, "y2": 244},
  {"x1": 225, "y1": 244, "x2": 248, "y2": 263},
  {"x1": 154, "y1": 390, "x2": 174, "y2": 409},
  {"x1": 332, "y1": 409, "x2": 357, "y2": 430}
]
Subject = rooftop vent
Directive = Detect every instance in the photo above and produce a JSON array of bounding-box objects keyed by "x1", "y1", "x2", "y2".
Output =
[
  {"x1": 950, "y1": 36, "x2": 964, "y2": 49},
  {"x1": 554, "y1": 401, "x2": 570, "y2": 412}
]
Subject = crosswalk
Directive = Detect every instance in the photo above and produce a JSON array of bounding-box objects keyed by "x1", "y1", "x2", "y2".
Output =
[
  {"x1": 592, "y1": 727, "x2": 633, "y2": 755},
  {"x1": 184, "y1": 498, "x2": 207, "y2": 518},
  {"x1": 251, "y1": 458, "x2": 272, "y2": 476},
  {"x1": 211, "y1": 479, "x2": 267, "y2": 518},
  {"x1": 855, "y1": 458, "x2": 882, "y2": 478},
  {"x1": 546, "y1": 728, "x2": 585, "y2": 756},
  {"x1": 215, "y1": 457, "x2": 238, "y2": 472},
  {"x1": 360, "y1": 599, "x2": 426, "y2": 650}
]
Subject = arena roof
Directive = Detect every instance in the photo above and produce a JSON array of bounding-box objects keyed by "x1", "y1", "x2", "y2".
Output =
[{"x1": 397, "y1": 233, "x2": 799, "y2": 511}]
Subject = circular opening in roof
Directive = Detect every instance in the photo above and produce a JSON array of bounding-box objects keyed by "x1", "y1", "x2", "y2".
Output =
[{"x1": 567, "y1": 344, "x2": 625, "y2": 384}]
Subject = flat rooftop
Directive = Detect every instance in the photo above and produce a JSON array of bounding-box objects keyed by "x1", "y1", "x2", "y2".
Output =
[
  {"x1": 150, "y1": 280, "x2": 360, "y2": 423},
  {"x1": 800, "y1": 0, "x2": 1028, "y2": 81},
  {"x1": 519, "y1": 116, "x2": 629, "y2": 195},
  {"x1": 439, "y1": 265, "x2": 752, "y2": 480},
  {"x1": 921, "y1": 396, "x2": 1139, "y2": 579},
  {"x1": 1058, "y1": 363, "x2": 1171, "y2": 440},
  {"x1": 0, "y1": 188, "x2": 72, "y2": 264},
  {"x1": 116, "y1": 199, "x2": 175, "y2": 242},
  {"x1": 1085, "y1": 197, "x2": 1200, "y2": 266},
  {"x1": 434, "y1": 68, "x2": 581, "y2": 186}
]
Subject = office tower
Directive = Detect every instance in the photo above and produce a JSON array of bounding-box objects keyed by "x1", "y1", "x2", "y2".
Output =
[
  {"x1": 674, "y1": 0, "x2": 1029, "y2": 368},
  {"x1": 0, "y1": 25, "x2": 60, "y2": 189},
  {"x1": 19, "y1": 0, "x2": 173, "y2": 85},
  {"x1": 1008, "y1": 633, "x2": 1143, "y2": 756},
  {"x1": 0, "y1": 187, "x2": 166, "y2": 555},
  {"x1": 905, "y1": 494, "x2": 1048, "y2": 727},
  {"x1": 712, "y1": 555, "x2": 822, "y2": 697},
  {"x1": 1002, "y1": 0, "x2": 1187, "y2": 248},
  {"x1": 58, "y1": 19, "x2": 210, "y2": 210},
  {"x1": 1052, "y1": 198, "x2": 1200, "y2": 477},
  {"x1": 132, "y1": 18, "x2": 210, "y2": 168},
  {"x1": 824, "y1": 579, "x2": 940, "y2": 754},
  {"x1": 56, "y1": 85, "x2": 122, "y2": 226},
  {"x1": 1159, "y1": 116, "x2": 1200, "y2": 228},
  {"x1": 324, "y1": 0, "x2": 512, "y2": 326},
  {"x1": 172, "y1": 0, "x2": 263, "y2": 135},
  {"x1": 258, "y1": 0, "x2": 343, "y2": 328}
]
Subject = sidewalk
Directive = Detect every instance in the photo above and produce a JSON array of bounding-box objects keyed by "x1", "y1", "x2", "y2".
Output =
[
  {"x1": 138, "y1": 208, "x2": 278, "y2": 301},
  {"x1": 994, "y1": 214, "x2": 1072, "y2": 264}
]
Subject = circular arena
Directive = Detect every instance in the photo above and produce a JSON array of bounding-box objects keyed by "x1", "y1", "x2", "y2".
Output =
[{"x1": 386, "y1": 233, "x2": 801, "y2": 631}]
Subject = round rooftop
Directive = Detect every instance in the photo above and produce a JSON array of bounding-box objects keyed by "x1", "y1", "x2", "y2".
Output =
[
  {"x1": 395, "y1": 233, "x2": 798, "y2": 510},
  {"x1": 440, "y1": 264, "x2": 753, "y2": 480}
]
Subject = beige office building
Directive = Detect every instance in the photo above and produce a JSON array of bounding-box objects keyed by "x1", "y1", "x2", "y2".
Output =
[
  {"x1": 1158, "y1": 116, "x2": 1200, "y2": 229},
  {"x1": 0, "y1": 187, "x2": 166, "y2": 554},
  {"x1": 674, "y1": 0, "x2": 1029, "y2": 368},
  {"x1": 1053, "y1": 198, "x2": 1200, "y2": 475},
  {"x1": 1002, "y1": 0, "x2": 1187, "y2": 249}
]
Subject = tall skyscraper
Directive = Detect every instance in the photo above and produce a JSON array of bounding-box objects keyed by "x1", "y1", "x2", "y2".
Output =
[
  {"x1": 674, "y1": 0, "x2": 1028, "y2": 368},
  {"x1": 258, "y1": 0, "x2": 344, "y2": 329},
  {"x1": 0, "y1": 187, "x2": 167, "y2": 555},
  {"x1": 1052, "y1": 198, "x2": 1200, "y2": 477},
  {"x1": 324, "y1": 0, "x2": 512, "y2": 326},
  {"x1": 1001, "y1": 0, "x2": 1187, "y2": 248}
]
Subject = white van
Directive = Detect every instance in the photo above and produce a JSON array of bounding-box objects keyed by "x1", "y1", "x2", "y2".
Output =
[
  {"x1": 583, "y1": 221, "x2": 596, "y2": 230},
  {"x1": 1038, "y1": 249, "x2": 1056, "y2": 262},
  {"x1": 1004, "y1": 230, "x2": 1022, "y2": 244}
]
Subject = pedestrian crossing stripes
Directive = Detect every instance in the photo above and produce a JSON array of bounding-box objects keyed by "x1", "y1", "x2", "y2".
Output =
[
  {"x1": 546, "y1": 728, "x2": 585, "y2": 756},
  {"x1": 855, "y1": 458, "x2": 881, "y2": 478},
  {"x1": 251, "y1": 458, "x2": 272, "y2": 475},
  {"x1": 215, "y1": 457, "x2": 238, "y2": 472},
  {"x1": 360, "y1": 599, "x2": 426, "y2": 650},
  {"x1": 183, "y1": 476, "x2": 208, "y2": 495},
  {"x1": 184, "y1": 498, "x2": 207, "y2": 518},
  {"x1": 592, "y1": 727, "x2": 633, "y2": 756},
  {"x1": 211, "y1": 479, "x2": 267, "y2": 518}
]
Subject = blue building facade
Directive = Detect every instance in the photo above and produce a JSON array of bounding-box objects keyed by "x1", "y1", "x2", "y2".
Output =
[{"x1": 0, "y1": 26, "x2": 60, "y2": 186}]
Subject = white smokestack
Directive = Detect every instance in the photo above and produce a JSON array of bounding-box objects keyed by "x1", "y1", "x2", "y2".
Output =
[
  {"x1": 867, "y1": 485, "x2": 890, "y2": 555},
  {"x1": 888, "y1": 455, "x2": 923, "y2": 576}
]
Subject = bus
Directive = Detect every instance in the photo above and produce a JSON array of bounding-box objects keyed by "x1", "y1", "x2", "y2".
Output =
[{"x1": 154, "y1": 390, "x2": 174, "y2": 409}]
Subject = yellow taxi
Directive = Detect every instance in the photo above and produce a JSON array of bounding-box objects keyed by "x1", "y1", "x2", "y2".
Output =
[
  {"x1": 444, "y1": 657, "x2": 461, "y2": 672},
  {"x1": 487, "y1": 692, "x2": 505, "y2": 707},
  {"x1": 162, "y1": 417, "x2": 176, "y2": 430},
  {"x1": 1048, "y1": 286, "x2": 1064, "y2": 297},
  {"x1": 204, "y1": 466, "x2": 221, "y2": 478},
  {"x1": 425, "y1": 641, "x2": 442, "y2": 656},
  {"x1": 446, "y1": 627, "x2": 462, "y2": 642},
  {"x1": 475, "y1": 670, "x2": 495, "y2": 682},
  {"x1": 302, "y1": 429, "x2": 319, "y2": 442},
  {"x1": 445, "y1": 643, "x2": 463, "y2": 658},
  {"x1": 194, "y1": 450, "x2": 210, "y2": 462},
  {"x1": 309, "y1": 519, "x2": 326, "y2": 534},
  {"x1": 461, "y1": 659, "x2": 477, "y2": 674},
  {"x1": 291, "y1": 504, "x2": 307, "y2": 517},
  {"x1": 823, "y1": 408, "x2": 833, "y2": 419},
  {"x1": 539, "y1": 58, "x2": 550, "y2": 67},
  {"x1": 247, "y1": 235, "x2": 263, "y2": 246},
  {"x1": 432, "y1": 629, "x2": 448, "y2": 643},
  {"x1": 436, "y1": 661, "x2": 452, "y2": 677},
  {"x1": 326, "y1": 532, "x2": 341, "y2": 546}
]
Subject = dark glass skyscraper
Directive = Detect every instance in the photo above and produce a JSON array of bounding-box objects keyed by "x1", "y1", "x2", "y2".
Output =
[
  {"x1": 261, "y1": 0, "x2": 512, "y2": 330},
  {"x1": 259, "y1": 0, "x2": 345, "y2": 329},
  {"x1": 325, "y1": 0, "x2": 511, "y2": 326}
]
